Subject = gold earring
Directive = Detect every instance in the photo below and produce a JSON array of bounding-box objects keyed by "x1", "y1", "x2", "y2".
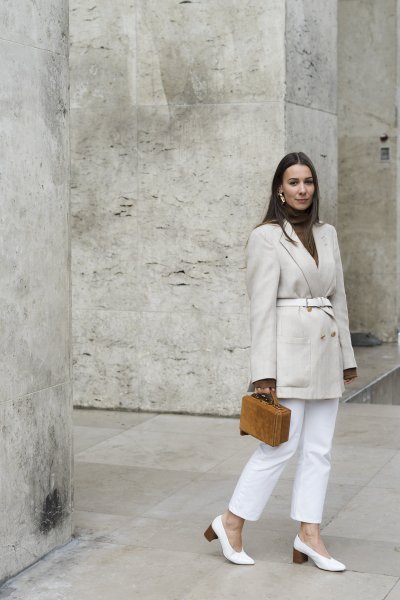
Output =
[{"x1": 278, "y1": 191, "x2": 286, "y2": 204}]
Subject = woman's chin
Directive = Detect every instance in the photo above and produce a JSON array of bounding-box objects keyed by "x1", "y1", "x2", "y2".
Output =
[{"x1": 289, "y1": 201, "x2": 312, "y2": 210}]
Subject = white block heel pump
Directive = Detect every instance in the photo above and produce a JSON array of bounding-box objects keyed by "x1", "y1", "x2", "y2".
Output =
[
  {"x1": 293, "y1": 535, "x2": 346, "y2": 572},
  {"x1": 204, "y1": 515, "x2": 255, "y2": 565}
]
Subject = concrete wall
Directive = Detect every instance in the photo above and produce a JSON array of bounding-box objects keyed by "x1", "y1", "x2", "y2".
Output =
[
  {"x1": 338, "y1": 0, "x2": 399, "y2": 341},
  {"x1": 0, "y1": 1, "x2": 72, "y2": 583},
  {"x1": 71, "y1": 0, "x2": 338, "y2": 414},
  {"x1": 286, "y1": 0, "x2": 338, "y2": 225},
  {"x1": 397, "y1": 0, "x2": 400, "y2": 334}
]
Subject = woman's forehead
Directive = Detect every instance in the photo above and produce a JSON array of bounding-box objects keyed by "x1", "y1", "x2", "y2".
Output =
[{"x1": 284, "y1": 164, "x2": 313, "y2": 179}]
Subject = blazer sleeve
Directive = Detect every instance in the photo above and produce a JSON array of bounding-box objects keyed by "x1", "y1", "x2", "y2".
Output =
[
  {"x1": 329, "y1": 226, "x2": 357, "y2": 370},
  {"x1": 246, "y1": 226, "x2": 280, "y2": 383}
]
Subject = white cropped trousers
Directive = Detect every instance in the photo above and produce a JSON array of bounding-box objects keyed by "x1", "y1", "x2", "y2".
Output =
[{"x1": 229, "y1": 397, "x2": 339, "y2": 523}]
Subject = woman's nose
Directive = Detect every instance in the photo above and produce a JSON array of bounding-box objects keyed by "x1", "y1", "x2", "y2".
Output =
[{"x1": 298, "y1": 182, "x2": 306, "y2": 194}]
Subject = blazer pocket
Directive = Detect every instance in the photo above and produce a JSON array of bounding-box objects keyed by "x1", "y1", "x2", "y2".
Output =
[{"x1": 277, "y1": 336, "x2": 311, "y2": 388}]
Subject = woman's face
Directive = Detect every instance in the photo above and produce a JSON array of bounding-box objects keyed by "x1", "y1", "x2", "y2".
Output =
[{"x1": 279, "y1": 164, "x2": 315, "y2": 210}]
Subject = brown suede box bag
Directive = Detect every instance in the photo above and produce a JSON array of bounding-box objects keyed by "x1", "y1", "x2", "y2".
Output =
[{"x1": 240, "y1": 390, "x2": 291, "y2": 447}]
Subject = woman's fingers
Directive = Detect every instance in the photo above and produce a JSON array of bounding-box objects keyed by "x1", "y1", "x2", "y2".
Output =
[{"x1": 255, "y1": 386, "x2": 275, "y2": 394}]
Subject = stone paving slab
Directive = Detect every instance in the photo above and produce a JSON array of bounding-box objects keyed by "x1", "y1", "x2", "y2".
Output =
[
  {"x1": 343, "y1": 343, "x2": 400, "y2": 403},
  {"x1": 1, "y1": 403, "x2": 399, "y2": 599},
  {"x1": 386, "y1": 580, "x2": 400, "y2": 599},
  {"x1": 0, "y1": 540, "x2": 397, "y2": 600}
]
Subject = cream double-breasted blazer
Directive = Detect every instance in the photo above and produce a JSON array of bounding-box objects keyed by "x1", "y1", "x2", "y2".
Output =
[{"x1": 246, "y1": 220, "x2": 357, "y2": 400}]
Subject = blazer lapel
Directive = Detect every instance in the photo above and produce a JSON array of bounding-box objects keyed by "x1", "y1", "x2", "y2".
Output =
[
  {"x1": 279, "y1": 220, "x2": 329, "y2": 297},
  {"x1": 312, "y1": 223, "x2": 333, "y2": 293}
]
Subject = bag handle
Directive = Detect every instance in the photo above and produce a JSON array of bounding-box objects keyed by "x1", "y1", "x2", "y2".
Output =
[{"x1": 252, "y1": 389, "x2": 281, "y2": 407}]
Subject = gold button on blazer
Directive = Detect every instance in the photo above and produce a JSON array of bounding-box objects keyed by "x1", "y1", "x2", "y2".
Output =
[{"x1": 246, "y1": 220, "x2": 357, "y2": 400}]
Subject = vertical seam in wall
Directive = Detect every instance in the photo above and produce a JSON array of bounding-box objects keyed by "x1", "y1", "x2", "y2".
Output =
[
  {"x1": 284, "y1": 0, "x2": 287, "y2": 155},
  {"x1": 135, "y1": 0, "x2": 142, "y2": 401},
  {"x1": 397, "y1": 0, "x2": 400, "y2": 330},
  {"x1": 66, "y1": 0, "x2": 74, "y2": 523},
  {"x1": 334, "y1": 0, "x2": 339, "y2": 222},
  {"x1": 67, "y1": 0, "x2": 73, "y2": 394},
  {"x1": 335, "y1": 0, "x2": 338, "y2": 119}
]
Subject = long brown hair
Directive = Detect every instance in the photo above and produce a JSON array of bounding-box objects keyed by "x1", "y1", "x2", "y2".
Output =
[{"x1": 256, "y1": 152, "x2": 321, "y2": 246}]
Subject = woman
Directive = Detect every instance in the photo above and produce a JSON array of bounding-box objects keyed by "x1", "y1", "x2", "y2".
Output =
[{"x1": 204, "y1": 152, "x2": 357, "y2": 571}]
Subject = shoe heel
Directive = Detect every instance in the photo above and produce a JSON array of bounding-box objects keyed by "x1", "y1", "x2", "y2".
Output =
[
  {"x1": 293, "y1": 548, "x2": 308, "y2": 564},
  {"x1": 204, "y1": 524, "x2": 218, "y2": 542}
]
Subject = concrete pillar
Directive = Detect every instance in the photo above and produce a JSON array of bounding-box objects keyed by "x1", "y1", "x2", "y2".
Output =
[
  {"x1": 0, "y1": 1, "x2": 72, "y2": 583},
  {"x1": 398, "y1": 1, "x2": 400, "y2": 335},
  {"x1": 338, "y1": 0, "x2": 399, "y2": 341},
  {"x1": 286, "y1": 1, "x2": 338, "y2": 225},
  {"x1": 71, "y1": 0, "x2": 337, "y2": 414}
]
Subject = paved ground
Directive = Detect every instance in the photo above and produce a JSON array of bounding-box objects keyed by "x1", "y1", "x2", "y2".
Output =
[
  {"x1": 342, "y1": 343, "x2": 400, "y2": 402},
  {"x1": 1, "y1": 403, "x2": 400, "y2": 600}
]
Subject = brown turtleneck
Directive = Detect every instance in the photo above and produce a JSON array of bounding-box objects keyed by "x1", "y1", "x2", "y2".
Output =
[
  {"x1": 253, "y1": 204, "x2": 357, "y2": 389},
  {"x1": 284, "y1": 203, "x2": 318, "y2": 264}
]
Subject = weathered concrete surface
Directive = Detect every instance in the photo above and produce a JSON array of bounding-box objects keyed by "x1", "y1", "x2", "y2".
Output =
[
  {"x1": 0, "y1": 0, "x2": 72, "y2": 585},
  {"x1": 137, "y1": 0, "x2": 285, "y2": 105},
  {"x1": 285, "y1": 104, "x2": 338, "y2": 226},
  {"x1": 1, "y1": 402, "x2": 400, "y2": 598},
  {"x1": 342, "y1": 343, "x2": 400, "y2": 405},
  {"x1": 285, "y1": 0, "x2": 338, "y2": 224},
  {"x1": 338, "y1": 0, "x2": 399, "y2": 341},
  {"x1": 70, "y1": 1, "x2": 338, "y2": 413},
  {"x1": 0, "y1": 386, "x2": 73, "y2": 580},
  {"x1": 0, "y1": 1, "x2": 68, "y2": 54}
]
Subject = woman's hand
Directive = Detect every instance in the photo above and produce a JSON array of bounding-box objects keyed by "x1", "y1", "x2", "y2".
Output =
[
  {"x1": 344, "y1": 376, "x2": 357, "y2": 385},
  {"x1": 255, "y1": 386, "x2": 275, "y2": 394},
  {"x1": 254, "y1": 382, "x2": 276, "y2": 394},
  {"x1": 254, "y1": 379, "x2": 276, "y2": 394}
]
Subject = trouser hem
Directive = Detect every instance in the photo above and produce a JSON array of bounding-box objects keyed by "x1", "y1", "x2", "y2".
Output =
[
  {"x1": 290, "y1": 514, "x2": 322, "y2": 524},
  {"x1": 228, "y1": 504, "x2": 259, "y2": 522}
]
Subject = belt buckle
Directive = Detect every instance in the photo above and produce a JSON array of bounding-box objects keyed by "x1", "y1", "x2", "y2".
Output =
[{"x1": 306, "y1": 298, "x2": 312, "y2": 312}]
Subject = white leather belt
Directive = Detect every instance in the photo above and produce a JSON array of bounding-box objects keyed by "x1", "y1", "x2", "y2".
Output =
[{"x1": 276, "y1": 297, "x2": 332, "y2": 308}]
